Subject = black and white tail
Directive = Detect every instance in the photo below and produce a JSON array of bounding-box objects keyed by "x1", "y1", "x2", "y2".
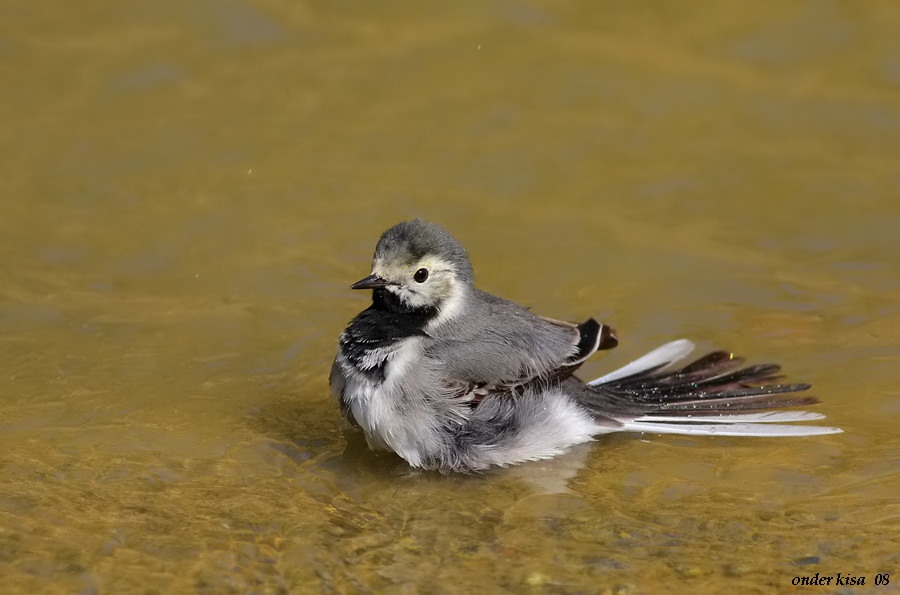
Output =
[{"x1": 587, "y1": 340, "x2": 842, "y2": 437}]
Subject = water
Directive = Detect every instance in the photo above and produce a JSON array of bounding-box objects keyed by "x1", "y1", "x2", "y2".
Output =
[{"x1": 1, "y1": 1, "x2": 898, "y2": 592}]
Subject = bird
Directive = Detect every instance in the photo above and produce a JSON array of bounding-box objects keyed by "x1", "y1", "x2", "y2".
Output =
[{"x1": 329, "y1": 219, "x2": 841, "y2": 473}]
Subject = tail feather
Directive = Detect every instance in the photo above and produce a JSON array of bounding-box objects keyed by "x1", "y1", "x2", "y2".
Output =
[
  {"x1": 654, "y1": 385, "x2": 817, "y2": 412},
  {"x1": 616, "y1": 420, "x2": 842, "y2": 437},
  {"x1": 583, "y1": 340, "x2": 842, "y2": 437},
  {"x1": 618, "y1": 350, "x2": 749, "y2": 387},
  {"x1": 588, "y1": 339, "x2": 695, "y2": 385},
  {"x1": 612, "y1": 358, "x2": 786, "y2": 395},
  {"x1": 636, "y1": 410, "x2": 826, "y2": 423}
]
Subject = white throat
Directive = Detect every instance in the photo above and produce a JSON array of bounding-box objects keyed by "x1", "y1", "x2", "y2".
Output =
[{"x1": 427, "y1": 279, "x2": 467, "y2": 331}]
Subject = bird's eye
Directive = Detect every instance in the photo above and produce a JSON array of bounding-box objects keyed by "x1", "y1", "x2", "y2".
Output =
[{"x1": 413, "y1": 268, "x2": 429, "y2": 283}]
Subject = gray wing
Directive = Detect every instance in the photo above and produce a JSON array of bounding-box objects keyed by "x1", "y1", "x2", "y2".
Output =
[{"x1": 427, "y1": 290, "x2": 615, "y2": 396}]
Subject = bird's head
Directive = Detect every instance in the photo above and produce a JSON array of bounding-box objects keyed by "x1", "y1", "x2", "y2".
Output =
[{"x1": 351, "y1": 219, "x2": 474, "y2": 315}]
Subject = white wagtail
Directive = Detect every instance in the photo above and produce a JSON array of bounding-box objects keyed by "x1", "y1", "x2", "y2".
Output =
[{"x1": 330, "y1": 219, "x2": 841, "y2": 472}]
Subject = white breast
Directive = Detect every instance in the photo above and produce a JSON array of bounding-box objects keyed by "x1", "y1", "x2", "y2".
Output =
[{"x1": 341, "y1": 337, "x2": 429, "y2": 464}]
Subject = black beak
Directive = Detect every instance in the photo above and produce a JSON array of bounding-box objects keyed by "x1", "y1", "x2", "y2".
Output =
[{"x1": 350, "y1": 274, "x2": 389, "y2": 290}]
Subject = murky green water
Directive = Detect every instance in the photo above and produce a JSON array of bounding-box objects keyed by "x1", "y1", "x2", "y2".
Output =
[{"x1": 1, "y1": 2, "x2": 898, "y2": 593}]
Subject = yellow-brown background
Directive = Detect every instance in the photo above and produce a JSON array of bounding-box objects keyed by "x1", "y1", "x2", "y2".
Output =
[{"x1": 1, "y1": 1, "x2": 898, "y2": 592}]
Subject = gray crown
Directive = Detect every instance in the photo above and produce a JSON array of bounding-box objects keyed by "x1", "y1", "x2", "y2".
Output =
[{"x1": 375, "y1": 219, "x2": 474, "y2": 283}]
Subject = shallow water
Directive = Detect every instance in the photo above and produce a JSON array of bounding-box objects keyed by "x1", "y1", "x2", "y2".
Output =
[{"x1": 1, "y1": 1, "x2": 898, "y2": 593}]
